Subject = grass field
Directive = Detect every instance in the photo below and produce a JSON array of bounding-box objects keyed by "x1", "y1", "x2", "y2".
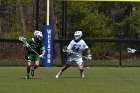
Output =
[{"x1": 0, "y1": 67, "x2": 140, "y2": 93}]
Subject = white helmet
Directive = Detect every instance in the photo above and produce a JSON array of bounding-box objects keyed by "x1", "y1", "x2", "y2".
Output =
[
  {"x1": 74, "y1": 31, "x2": 82, "y2": 41},
  {"x1": 34, "y1": 30, "x2": 43, "y2": 41}
]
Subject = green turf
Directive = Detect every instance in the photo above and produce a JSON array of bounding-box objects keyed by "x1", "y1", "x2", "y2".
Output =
[{"x1": 0, "y1": 67, "x2": 140, "y2": 93}]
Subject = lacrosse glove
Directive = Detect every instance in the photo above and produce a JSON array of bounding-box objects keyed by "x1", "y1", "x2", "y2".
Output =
[
  {"x1": 23, "y1": 43, "x2": 30, "y2": 48},
  {"x1": 87, "y1": 54, "x2": 92, "y2": 60},
  {"x1": 39, "y1": 55, "x2": 44, "y2": 58},
  {"x1": 66, "y1": 48, "x2": 74, "y2": 54}
]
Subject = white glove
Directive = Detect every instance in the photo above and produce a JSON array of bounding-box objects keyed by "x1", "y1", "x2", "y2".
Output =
[
  {"x1": 87, "y1": 54, "x2": 92, "y2": 60},
  {"x1": 23, "y1": 43, "x2": 30, "y2": 48},
  {"x1": 67, "y1": 48, "x2": 74, "y2": 54},
  {"x1": 39, "y1": 55, "x2": 44, "y2": 58},
  {"x1": 67, "y1": 48, "x2": 73, "y2": 53}
]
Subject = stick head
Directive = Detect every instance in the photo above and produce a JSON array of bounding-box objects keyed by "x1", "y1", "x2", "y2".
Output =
[
  {"x1": 127, "y1": 47, "x2": 137, "y2": 54},
  {"x1": 62, "y1": 46, "x2": 73, "y2": 54},
  {"x1": 62, "y1": 46, "x2": 68, "y2": 52},
  {"x1": 19, "y1": 36, "x2": 27, "y2": 44}
]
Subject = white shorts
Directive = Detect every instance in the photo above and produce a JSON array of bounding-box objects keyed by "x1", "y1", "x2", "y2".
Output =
[{"x1": 66, "y1": 56, "x2": 83, "y2": 66}]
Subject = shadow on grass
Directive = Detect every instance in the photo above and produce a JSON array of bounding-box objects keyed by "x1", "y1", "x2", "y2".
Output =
[
  {"x1": 20, "y1": 77, "x2": 41, "y2": 80},
  {"x1": 58, "y1": 77, "x2": 89, "y2": 79}
]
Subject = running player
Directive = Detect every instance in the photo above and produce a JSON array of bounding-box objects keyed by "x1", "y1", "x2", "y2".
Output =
[
  {"x1": 55, "y1": 31, "x2": 92, "y2": 78},
  {"x1": 24, "y1": 30, "x2": 45, "y2": 79}
]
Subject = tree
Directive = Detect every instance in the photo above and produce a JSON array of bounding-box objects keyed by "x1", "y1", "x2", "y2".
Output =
[{"x1": 66, "y1": 2, "x2": 112, "y2": 38}]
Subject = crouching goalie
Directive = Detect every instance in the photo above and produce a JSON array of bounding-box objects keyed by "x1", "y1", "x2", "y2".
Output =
[
  {"x1": 24, "y1": 30, "x2": 45, "y2": 79},
  {"x1": 55, "y1": 31, "x2": 92, "y2": 78}
]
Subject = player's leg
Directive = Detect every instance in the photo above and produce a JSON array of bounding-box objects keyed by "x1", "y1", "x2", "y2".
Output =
[
  {"x1": 31, "y1": 55, "x2": 40, "y2": 77},
  {"x1": 79, "y1": 64, "x2": 84, "y2": 78},
  {"x1": 55, "y1": 57, "x2": 72, "y2": 78},
  {"x1": 25, "y1": 54, "x2": 36, "y2": 79},
  {"x1": 25, "y1": 54, "x2": 33, "y2": 79},
  {"x1": 76, "y1": 58, "x2": 84, "y2": 78},
  {"x1": 25, "y1": 61, "x2": 32, "y2": 79},
  {"x1": 31, "y1": 60, "x2": 39, "y2": 77},
  {"x1": 55, "y1": 64, "x2": 71, "y2": 78}
]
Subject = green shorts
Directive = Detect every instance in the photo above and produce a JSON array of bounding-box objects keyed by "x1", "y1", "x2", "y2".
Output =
[{"x1": 25, "y1": 54, "x2": 40, "y2": 62}]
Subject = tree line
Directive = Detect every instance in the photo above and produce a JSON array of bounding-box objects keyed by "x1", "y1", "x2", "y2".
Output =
[
  {"x1": 1, "y1": 1, "x2": 140, "y2": 39},
  {"x1": 1, "y1": 1, "x2": 140, "y2": 59}
]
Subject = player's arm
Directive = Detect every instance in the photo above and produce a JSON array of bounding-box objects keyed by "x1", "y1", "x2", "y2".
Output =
[
  {"x1": 39, "y1": 43, "x2": 46, "y2": 58},
  {"x1": 85, "y1": 48, "x2": 92, "y2": 60},
  {"x1": 83, "y1": 41, "x2": 92, "y2": 60},
  {"x1": 67, "y1": 40, "x2": 74, "y2": 55},
  {"x1": 23, "y1": 38, "x2": 30, "y2": 49},
  {"x1": 85, "y1": 48, "x2": 91, "y2": 55},
  {"x1": 41, "y1": 47, "x2": 45, "y2": 56}
]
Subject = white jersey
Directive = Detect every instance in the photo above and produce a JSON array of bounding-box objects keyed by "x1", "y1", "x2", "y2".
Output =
[{"x1": 67, "y1": 39, "x2": 89, "y2": 58}]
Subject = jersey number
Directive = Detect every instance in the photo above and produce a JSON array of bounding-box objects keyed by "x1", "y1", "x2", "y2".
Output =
[{"x1": 72, "y1": 44, "x2": 80, "y2": 52}]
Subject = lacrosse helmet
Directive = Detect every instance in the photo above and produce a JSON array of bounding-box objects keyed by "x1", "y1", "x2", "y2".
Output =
[
  {"x1": 74, "y1": 31, "x2": 82, "y2": 42},
  {"x1": 34, "y1": 30, "x2": 43, "y2": 41}
]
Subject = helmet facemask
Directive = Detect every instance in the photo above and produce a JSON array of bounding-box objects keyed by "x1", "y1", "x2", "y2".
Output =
[
  {"x1": 74, "y1": 35, "x2": 81, "y2": 41},
  {"x1": 74, "y1": 31, "x2": 82, "y2": 42},
  {"x1": 34, "y1": 30, "x2": 43, "y2": 42}
]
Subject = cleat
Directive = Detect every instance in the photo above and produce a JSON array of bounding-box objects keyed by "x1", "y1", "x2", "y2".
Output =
[
  {"x1": 31, "y1": 68, "x2": 35, "y2": 77},
  {"x1": 80, "y1": 72, "x2": 84, "y2": 78},
  {"x1": 55, "y1": 71, "x2": 62, "y2": 79},
  {"x1": 81, "y1": 74, "x2": 84, "y2": 78},
  {"x1": 25, "y1": 75, "x2": 29, "y2": 79}
]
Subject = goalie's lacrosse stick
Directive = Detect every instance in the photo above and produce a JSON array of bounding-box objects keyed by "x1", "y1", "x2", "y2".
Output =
[
  {"x1": 127, "y1": 48, "x2": 137, "y2": 54},
  {"x1": 19, "y1": 36, "x2": 44, "y2": 58},
  {"x1": 62, "y1": 46, "x2": 88, "y2": 59}
]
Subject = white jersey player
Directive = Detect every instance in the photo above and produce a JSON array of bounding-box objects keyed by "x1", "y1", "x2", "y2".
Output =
[{"x1": 55, "y1": 31, "x2": 92, "y2": 78}]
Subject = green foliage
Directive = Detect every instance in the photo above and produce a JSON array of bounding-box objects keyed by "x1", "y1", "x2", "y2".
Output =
[
  {"x1": 67, "y1": 2, "x2": 91, "y2": 32},
  {"x1": 80, "y1": 12, "x2": 112, "y2": 38},
  {"x1": 67, "y1": 2, "x2": 113, "y2": 38},
  {"x1": 2, "y1": 1, "x2": 140, "y2": 60},
  {"x1": 91, "y1": 43, "x2": 116, "y2": 59},
  {"x1": 3, "y1": 31, "x2": 21, "y2": 39},
  {"x1": 21, "y1": 0, "x2": 32, "y2": 4},
  {"x1": 3, "y1": 31, "x2": 33, "y2": 39},
  {"x1": 128, "y1": 7, "x2": 140, "y2": 35}
]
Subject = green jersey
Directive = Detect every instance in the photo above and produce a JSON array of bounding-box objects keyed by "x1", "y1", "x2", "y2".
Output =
[{"x1": 27, "y1": 38, "x2": 45, "y2": 55}]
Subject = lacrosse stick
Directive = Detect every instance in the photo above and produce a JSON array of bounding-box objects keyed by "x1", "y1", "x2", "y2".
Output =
[
  {"x1": 19, "y1": 36, "x2": 44, "y2": 58},
  {"x1": 62, "y1": 46, "x2": 88, "y2": 59},
  {"x1": 127, "y1": 48, "x2": 137, "y2": 54},
  {"x1": 19, "y1": 36, "x2": 28, "y2": 45}
]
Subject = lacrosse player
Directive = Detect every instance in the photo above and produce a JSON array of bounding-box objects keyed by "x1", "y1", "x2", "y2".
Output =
[
  {"x1": 24, "y1": 30, "x2": 45, "y2": 79},
  {"x1": 55, "y1": 31, "x2": 92, "y2": 78}
]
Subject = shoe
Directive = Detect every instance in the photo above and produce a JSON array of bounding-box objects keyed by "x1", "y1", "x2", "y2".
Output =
[
  {"x1": 55, "y1": 71, "x2": 62, "y2": 78},
  {"x1": 31, "y1": 68, "x2": 34, "y2": 77},
  {"x1": 80, "y1": 72, "x2": 84, "y2": 78},
  {"x1": 81, "y1": 74, "x2": 84, "y2": 78},
  {"x1": 25, "y1": 75, "x2": 29, "y2": 79}
]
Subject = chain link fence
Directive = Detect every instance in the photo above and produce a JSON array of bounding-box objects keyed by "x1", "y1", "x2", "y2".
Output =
[
  {"x1": 0, "y1": 38, "x2": 140, "y2": 67},
  {"x1": 1, "y1": 1, "x2": 140, "y2": 66}
]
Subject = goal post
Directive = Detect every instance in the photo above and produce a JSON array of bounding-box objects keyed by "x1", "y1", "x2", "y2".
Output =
[{"x1": 42, "y1": 0, "x2": 53, "y2": 67}]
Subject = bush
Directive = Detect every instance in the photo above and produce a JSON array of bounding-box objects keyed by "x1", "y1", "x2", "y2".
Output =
[{"x1": 3, "y1": 31, "x2": 34, "y2": 39}]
